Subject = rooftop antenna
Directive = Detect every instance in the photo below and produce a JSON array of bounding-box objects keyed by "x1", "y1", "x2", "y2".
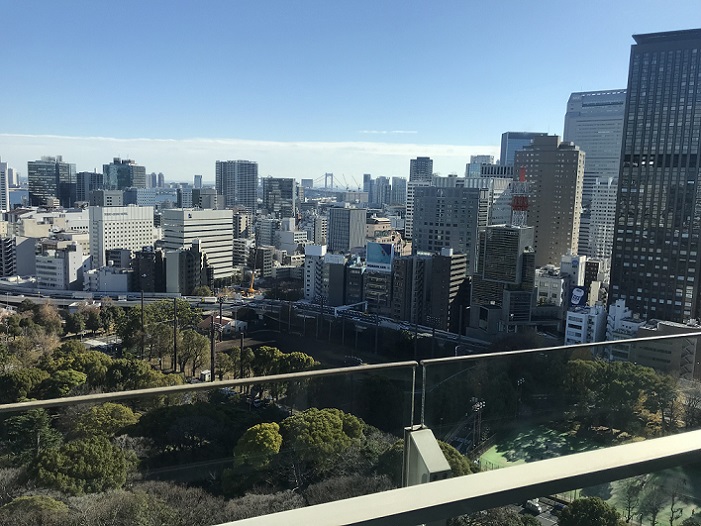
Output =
[{"x1": 510, "y1": 166, "x2": 529, "y2": 227}]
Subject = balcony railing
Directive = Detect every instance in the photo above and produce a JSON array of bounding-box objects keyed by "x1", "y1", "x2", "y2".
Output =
[{"x1": 1, "y1": 331, "x2": 700, "y2": 525}]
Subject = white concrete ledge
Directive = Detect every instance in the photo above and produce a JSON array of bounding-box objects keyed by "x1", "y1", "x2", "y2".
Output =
[{"x1": 226, "y1": 430, "x2": 701, "y2": 526}]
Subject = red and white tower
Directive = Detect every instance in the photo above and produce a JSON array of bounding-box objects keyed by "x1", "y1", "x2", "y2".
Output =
[{"x1": 510, "y1": 166, "x2": 529, "y2": 226}]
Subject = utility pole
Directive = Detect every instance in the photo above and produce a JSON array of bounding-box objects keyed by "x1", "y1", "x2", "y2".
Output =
[
  {"x1": 218, "y1": 297, "x2": 224, "y2": 342},
  {"x1": 374, "y1": 315, "x2": 379, "y2": 354},
  {"x1": 172, "y1": 298, "x2": 178, "y2": 372},
  {"x1": 140, "y1": 289, "x2": 145, "y2": 360},
  {"x1": 210, "y1": 313, "x2": 215, "y2": 381}
]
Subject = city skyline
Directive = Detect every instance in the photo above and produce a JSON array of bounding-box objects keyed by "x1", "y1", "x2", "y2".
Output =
[{"x1": 2, "y1": 2, "x2": 700, "y2": 180}]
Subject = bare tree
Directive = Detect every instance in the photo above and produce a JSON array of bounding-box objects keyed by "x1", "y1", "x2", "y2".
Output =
[
  {"x1": 620, "y1": 476, "x2": 645, "y2": 522},
  {"x1": 641, "y1": 485, "x2": 667, "y2": 526},
  {"x1": 669, "y1": 484, "x2": 685, "y2": 525}
]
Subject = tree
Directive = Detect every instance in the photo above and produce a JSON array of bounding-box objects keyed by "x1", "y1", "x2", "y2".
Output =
[
  {"x1": 438, "y1": 441, "x2": 474, "y2": 477},
  {"x1": 216, "y1": 350, "x2": 237, "y2": 380},
  {"x1": 32, "y1": 436, "x2": 136, "y2": 495},
  {"x1": 640, "y1": 485, "x2": 667, "y2": 526},
  {"x1": 0, "y1": 495, "x2": 68, "y2": 526},
  {"x1": 147, "y1": 322, "x2": 175, "y2": 365},
  {"x1": 3, "y1": 315, "x2": 22, "y2": 340},
  {"x1": 234, "y1": 422, "x2": 283, "y2": 470},
  {"x1": 619, "y1": 476, "x2": 645, "y2": 522},
  {"x1": 558, "y1": 497, "x2": 624, "y2": 526},
  {"x1": 449, "y1": 507, "x2": 540, "y2": 525},
  {"x1": 668, "y1": 485, "x2": 685, "y2": 525},
  {"x1": 36, "y1": 369, "x2": 87, "y2": 398},
  {"x1": 0, "y1": 368, "x2": 49, "y2": 403},
  {"x1": 0, "y1": 408, "x2": 62, "y2": 461},
  {"x1": 34, "y1": 303, "x2": 63, "y2": 336},
  {"x1": 68, "y1": 403, "x2": 139, "y2": 439},
  {"x1": 179, "y1": 329, "x2": 208, "y2": 376},
  {"x1": 100, "y1": 304, "x2": 125, "y2": 334},
  {"x1": 281, "y1": 408, "x2": 364, "y2": 478},
  {"x1": 83, "y1": 307, "x2": 102, "y2": 334},
  {"x1": 192, "y1": 285, "x2": 212, "y2": 296},
  {"x1": 279, "y1": 351, "x2": 318, "y2": 373},
  {"x1": 16, "y1": 299, "x2": 37, "y2": 315},
  {"x1": 64, "y1": 312, "x2": 85, "y2": 335},
  {"x1": 105, "y1": 358, "x2": 182, "y2": 391}
]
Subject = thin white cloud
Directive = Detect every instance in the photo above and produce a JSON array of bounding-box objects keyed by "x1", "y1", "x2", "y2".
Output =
[
  {"x1": 0, "y1": 133, "x2": 499, "y2": 182},
  {"x1": 358, "y1": 130, "x2": 418, "y2": 135}
]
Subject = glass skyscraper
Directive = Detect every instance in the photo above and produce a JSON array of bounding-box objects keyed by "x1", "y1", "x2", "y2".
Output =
[
  {"x1": 28, "y1": 156, "x2": 76, "y2": 207},
  {"x1": 610, "y1": 29, "x2": 701, "y2": 323}
]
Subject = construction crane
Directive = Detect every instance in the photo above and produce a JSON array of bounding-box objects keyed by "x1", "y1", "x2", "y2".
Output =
[{"x1": 246, "y1": 248, "x2": 258, "y2": 296}]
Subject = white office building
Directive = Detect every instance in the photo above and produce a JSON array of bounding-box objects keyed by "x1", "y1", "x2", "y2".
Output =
[
  {"x1": 587, "y1": 177, "x2": 618, "y2": 260},
  {"x1": 161, "y1": 208, "x2": 234, "y2": 280},
  {"x1": 304, "y1": 244, "x2": 327, "y2": 301},
  {"x1": 89, "y1": 206, "x2": 156, "y2": 267},
  {"x1": 564, "y1": 304, "x2": 607, "y2": 345},
  {"x1": 0, "y1": 158, "x2": 11, "y2": 213},
  {"x1": 35, "y1": 242, "x2": 87, "y2": 291}
]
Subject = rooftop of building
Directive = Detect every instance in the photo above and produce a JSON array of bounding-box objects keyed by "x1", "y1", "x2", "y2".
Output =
[{"x1": 633, "y1": 28, "x2": 701, "y2": 45}]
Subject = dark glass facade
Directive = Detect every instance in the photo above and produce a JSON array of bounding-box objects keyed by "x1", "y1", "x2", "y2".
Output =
[{"x1": 611, "y1": 30, "x2": 701, "y2": 323}]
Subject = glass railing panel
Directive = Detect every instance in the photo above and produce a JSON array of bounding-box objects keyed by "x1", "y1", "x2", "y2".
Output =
[
  {"x1": 422, "y1": 332, "x2": 701, "y2": 475},
  {"x1": 0, "y1": 363, "x2": 415, "y2": 525},
  {"x1": 443, "y1": 466, "x2": 701, "y2": 526}
]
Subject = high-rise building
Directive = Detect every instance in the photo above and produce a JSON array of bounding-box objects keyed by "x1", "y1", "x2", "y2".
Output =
[
  {"x1": 610, "y1": 29, "x2": 701, "y2": 324},
  {"x1": 304, "y1": 244, "x2": 327, "y2": 301},
  {"x1": 0, "y1": 158, "x2": 11, "y2": 212},
  {"x1": 470, "y1": 224, "x2": 537, "y2": 333},
  {"x1": 500, "y1": 132, "x2": 547, "y2": 166},
  {"x1": 327, "y1": 207, "x2": 366, "y2": 253},
  {"x1": 514, "y1": 135, "x2": 585, "y2": 267},
  {"x1": 391, "y1": 248, "x2": 468, "y2": 331},
  {"x1": 588, "y1": 176, "x2": 618, "y2": 259},
  {"x1": 161, "y1": 208, "x2": 234, "y2": 280},
  {"x1": 465, "y1": 155, "x2": 496, "y2": 177},
  {"x1": 89, "y1": 206, "x2": 155, "y2": 267},
  {"x1": 405, "y1": 181, "x2": 430, "y2": 240},
  {"x1": 165, "y1": 240, "x2": 212, "y2": 295},
  {"x1": 409, "y1": 157, "x2": 433, "y2": 182},
  {"x1": 372, "y1": 176, "x2": 391, "y2": 207},
  {"x1": 363, "y1": 173, "x2": 373, "y2": 194},
  {"x1": 462, "y1": 170, "x2": 513, "y2": 226},
  {"x1": 103, "y1": 158, "x2": 146, "y2": 190},
  {"x1": 390, "y1": 177, "x2": 407, "y2": 205},
  {"x1": 76, "y1": 171, "x2": 104, "y2": 202},
  {"x1": 411, "y1": 186, "x2": 488, "y2": 273},
  {"x1": 215, "y1": 160, "x2": 258, "y2": 211},
  {"x1": 301, "y1": 179, "x2": 314, "y2": 189},
  {"x1": 262, "y1": 177, "x2": 297, "y2": 218},
  {"x1": 194, "y1": 175, "x2": 203, "y2": 189},
  {"x1": 157, "y1": 172, "x2": 165, "y2": 188},
  {"x1": 132, "y1": 247, "x2": 166, "y2": 293},
  {"x1": 7, "y1": 167, "x2": 18, "y2": 188},
  {"x1": 563, "y1": 90, "x2": 626, "y2": 207},
  {"x1": 28, "y1": 156, "x2": 76, "y2": 208},
  {"x1": 563, "y1": 90, "x2": 626, "y2": 258}
]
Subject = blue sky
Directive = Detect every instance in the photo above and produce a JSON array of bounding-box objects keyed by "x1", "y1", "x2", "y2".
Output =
[{"x1": 2, "y1": 1, "x2": 700, "y2": 183}]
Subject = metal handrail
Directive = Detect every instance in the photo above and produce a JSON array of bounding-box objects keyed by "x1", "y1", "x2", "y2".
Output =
[{"x1": 0, "y1": 361, "x2": 418, "y2": 414}]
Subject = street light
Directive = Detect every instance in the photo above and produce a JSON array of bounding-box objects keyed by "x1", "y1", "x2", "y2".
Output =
[
  {"x1": 140, "y1": 273, "x2": 147, "y2": 360},
  {"x1": 471, "y1": 399, "x2": 486, "y2": 449},
  {"x1": 516, "y1": 377, "x2": 525, "y2": 417}
]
